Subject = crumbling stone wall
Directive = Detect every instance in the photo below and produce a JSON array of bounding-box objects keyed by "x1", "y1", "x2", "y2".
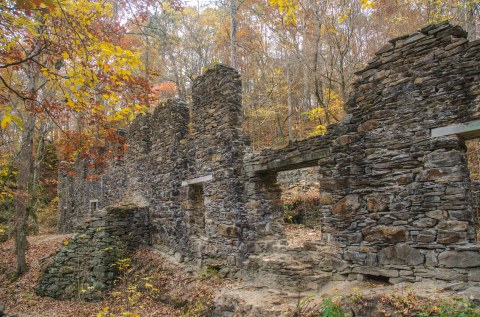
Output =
[
  {"x1": 244, "y1": 21, "x2": 480, "y2": 283},
  {"x1": 38, "y1": 202, "x2": 150, "y2": 299},
  {"x1": 51, "y1": 22, "x2": 480, "y2": 295},
  {"x1": 58, "y1": 65, "x2": 247, "y2": 269}
]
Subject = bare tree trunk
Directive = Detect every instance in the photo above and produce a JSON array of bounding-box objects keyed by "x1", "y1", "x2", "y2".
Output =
[
  {"x1": 286, "y1": 61, "x2": 293, "y2": 142},
  {"x1": 276, "y1": 114, "x2": 284, "y2": 143},
  {"x1": 302, "y1": 15, "x2": 310, "y2": 136},
  {"x1": 230, "y1": 0, "x2": 237, "y2": 69},
  {"x1": 467, "y1": 1, "x2": 478, "y2": 39},
  {"x1": 15, "y1": 113, "x2": 36, "y2": 275}
]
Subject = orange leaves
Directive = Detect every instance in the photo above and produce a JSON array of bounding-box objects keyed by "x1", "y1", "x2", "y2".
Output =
[{"x1": 150, "y1": 81, "x2": 177, "y2": 102}]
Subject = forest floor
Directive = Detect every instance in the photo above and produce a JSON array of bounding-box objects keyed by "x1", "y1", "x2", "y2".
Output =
[
  {"x1": 0, "y1": 234, "x2": 229, "y2": 317},
  {"x1": 285, "y1": 224, "x2": 322, "y2": 248}
]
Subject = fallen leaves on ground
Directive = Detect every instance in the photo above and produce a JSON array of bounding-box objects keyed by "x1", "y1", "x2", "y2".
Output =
[
  {"x1": 285, "y1": 224, "x2": 322, "y2": 248},
  {"x1": 0, "y1": 234, "x2": 230, "y2": 317}
]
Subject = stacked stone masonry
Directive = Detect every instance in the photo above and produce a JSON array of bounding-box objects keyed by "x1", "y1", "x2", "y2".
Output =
[
  {"x1": 38, "y1": 202, "x2": 150, "y2": 299},
  {"x1": 40, "y1": 22, "x2": 480, "y2": 298}
]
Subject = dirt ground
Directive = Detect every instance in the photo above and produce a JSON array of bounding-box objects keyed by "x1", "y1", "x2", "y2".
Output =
[
  {"x1": 285, "y1": 223, "x2": 322, "y2": 248},
  {"x1": 0, "y1": 234, "x2": 226, "y2": 317}
]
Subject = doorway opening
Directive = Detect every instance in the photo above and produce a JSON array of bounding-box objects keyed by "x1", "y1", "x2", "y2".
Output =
[{"x1": 277, "y1": 166, "x2": 322, "y2": 247}]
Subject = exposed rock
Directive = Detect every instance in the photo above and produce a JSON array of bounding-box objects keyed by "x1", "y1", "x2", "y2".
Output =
[
  {"x1": 437, "y1": 231, "x2": 466, "y2": 244},
  {"x1": 362, "y1": 226, "x2": 407, "y2": 243},
  {"x1": 331, "y1": 195, "x2": 360, "y2": 217},
  {"x1": 352, "y1": 266, "x2": 399, "y2": 278},
  {"x1": 378, "y1": 243, "x2": 425, "y2": 266},
  {"x1": 366, "y1": 193, "x2": 390, "y2": 213},
  {"x1": 438, "y1": 251, "x2": 480, "y2": 268}
]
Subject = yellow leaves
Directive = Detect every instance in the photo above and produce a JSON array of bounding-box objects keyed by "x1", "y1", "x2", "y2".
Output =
[
  {"x1": 360, "y1": 0, "x2": 375, "y2": 10},
  {"x1": 268, "y1": 0, "x2": 298, "y2": 25},
  {"x1": 97, "y1": 307, "x2": 110, "y2": 317},
  {"x1": 66, "y1": 99, "x2": 75, "y2": 109},
  {"x1": 1, "y1": 113, "x2": 23, "y2": 130},
  {"x1": 63, "y1": 240, "x2": 69, "y2": 246},
  {"x1": 338, "y1": 15, "x2": 348, "y2": 23},
  {"x1": 1, "y1": 116, "x2": 11, "y2": 130},
  {"x1": 307, "y1": 125, "x2": 327, "y2": 137},
  {"x1": 338, "y1": 8, "x2": 351, "y2": 23},
  {"x1": 62, "y1": 52, "x2": 69, "y2": 59},
  {"x1": 320, "y1": 25, "x2": 337, "y2": 35},
  {"x1": 134, "y1": 104, "x2": 147, "y2": 114}
]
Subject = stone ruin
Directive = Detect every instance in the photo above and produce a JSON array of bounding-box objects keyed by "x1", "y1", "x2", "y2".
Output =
[{"x1": 38, "y1": 21, "x2": 480, "y2": 299}]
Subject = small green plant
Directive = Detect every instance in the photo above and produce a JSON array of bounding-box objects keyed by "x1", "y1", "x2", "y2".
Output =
[
  {"x1": 200, "y1": 265, "x2": 222, "y2": 279},
  {"x1": 290, "y1": 295, "x2": 320, "y2": 317},
  {"x1": 289, "y1": 296, "x2": 345, "y2": 317},
  {"x1": 417, "y1": 297, "x2": 480, "y2": 317},
  {"x1": 284, "y1": 204, "x2": 295, "y2": 224},
  {"x1": 321, "y1": 298, "x2": 345, "y2": 317}
]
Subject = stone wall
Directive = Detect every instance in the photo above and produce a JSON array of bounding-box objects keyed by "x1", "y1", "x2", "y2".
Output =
[
  {"x1": 37, "y1": 202, "x2": 150, "y2": 299},
  {"x1": 244, "y1": 21, "x2": 480, "y2": 283},
  {"x1": 472, "y1": 181, "x2": 480, "y2": 230},
  {"x1": 50, "y1": 22, "x2": 480, "y2": 297},
  {"x1": 57, "y1": 65, "x2": 247, "y2": 269}
]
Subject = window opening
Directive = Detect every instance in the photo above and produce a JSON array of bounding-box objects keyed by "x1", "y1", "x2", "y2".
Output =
[
  {"x1": 89, "y1": 199, "x2": 98, "y2": 215},
  {"x1": 188, "y1": 183, "x2": 206, "y2": 236}
]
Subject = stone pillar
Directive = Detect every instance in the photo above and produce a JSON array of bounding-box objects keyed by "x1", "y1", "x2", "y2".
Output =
[
  {"x1": 244, "y1": 169, "x2": 286, "y2": 252},
  {"x1": 147, "y1": 100, "x2": 191, "y2": 255},
  {"x1": 189, "y1": 64, "x2": 246, "y2": 267}
]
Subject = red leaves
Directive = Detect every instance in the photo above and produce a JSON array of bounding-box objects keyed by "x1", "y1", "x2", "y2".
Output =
[
  {"x1": 14, "y1": 0, "x2": 55, "y2": 13},
  {"x1": 57, "y1": 128, "x2": 127, "y2": 179}
]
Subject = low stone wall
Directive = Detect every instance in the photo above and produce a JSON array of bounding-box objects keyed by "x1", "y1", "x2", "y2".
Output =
[{"x1": 37, "y1": 202, "x2": 150, "y2": 300}]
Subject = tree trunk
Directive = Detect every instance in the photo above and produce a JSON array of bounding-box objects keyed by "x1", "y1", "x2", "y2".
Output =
[
  {"x1": 286, "y1": 61, "x2": 293, "y2": 142},
  {"x1": 230, "y1": 0, "x2": 238, "y2": 69},
  {"x1": 467, "y1": 1, "x2": 477, "y2": 39},
  {"x1": 14, "y1": 113, "x2": 36, "y2": 275}
]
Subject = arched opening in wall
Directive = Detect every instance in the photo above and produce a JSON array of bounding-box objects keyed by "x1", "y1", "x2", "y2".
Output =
[{"x1": 277, "y1": 166, "x2": 322, "y2": 247}]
